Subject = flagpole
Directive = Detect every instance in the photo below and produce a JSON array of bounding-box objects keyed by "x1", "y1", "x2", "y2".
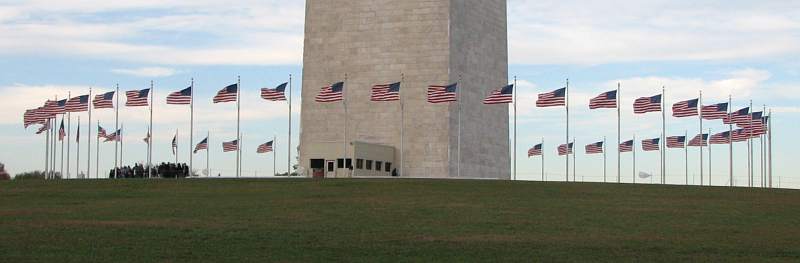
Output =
[
  {"x1": 603, "y1": 136, "x2": 607, "y2": 183},
  {"x1": 120, "y1": 123, "x2": 124, "y2": 178},
  {"x1": 76, "y1": 116, "x2": 80, "y2": 179},
  {"x1": 237, "y1": 76, "x2": 241, "y2": 178},
  {"x1": 288, "y1": 74, "x2": 293, "y2": 177},
  {"x1": 541, "y1": 137, "x2": 545, "y2": 181},
  {"x1": 748, "y1": 100, "x2": 753, "y2": 187},
  {"x1": 400, "y1": 73, "x2": 405, "y2": 178},
  {"x1": 762, "y1": 104, "x2": 766, "y2": 188},
  {"x1": 114, "y1": 84, "x2": 119, "y2": 179},
  {"x1": 699, "y1": 90, "x2": 704, "y2": 186},
  {"x1": 45, "y1": 119, "x2": 50, "y2": 179},
  {"x1": 572, "y1": 138, "x2": 576, "y2": 182},
  {"x1": 685, "y1": 130, "x2": 688, "y2": 185},
  {"x1": 274, "y1": 135, "x2": 277, "y2": 177},
  {"x1": 633, "y1": 133, "x2": 636, "y2": 184},
  {"x1": 661, "y1": 86, "x2": 666, "y2": 184},
  {"x1": 457, "y1": 74, "x2": 462, "y2": 178},
  {"x1": 617, "y1": 82, "x2": 621, "y2": 184},
  {"x1": 60, "y1": 117, "x2": 65, "y2": 179},
  {"x1": 709, "y1": 128, "x2": 712, "y2": 186},
  {"x1": 149, "y1": 80, "x2": 154, "y2": 178},
  {"x1": 565, "y1": 78, "x2": 570, "y2": 182},
  {"x1": 207, "y1": 131, "x2": 211, "y2": 178},
  {"x1": 728, "y1": 95, "x2": 733, "y2": 187},
  {"x1": 66, "y1": 94, "x2": 71, "y2": 178},
  {"x1": 189, "y1": 78, "x2": 194, "y2": 178},
  {"x1": 53, "y1": 113, "x2": 57, "y2": 178},
  {"x1": 768, "y1": 109, "x2": 772, "y2": 188},
  {"x1": 175, "y1": 129, "x2": 179, "y2": 165},
  {"x1": 513, "y1": 76, "x2": 517, "y2": 181},
  {"x1": 96, "y1": 120, "x2": 100, "y2": 179},
  {"x1": 343, "y1": 73, "x2": 349, "y2": 178},
  {"x1": 87, "y1": 87, "x2": 93, "y2": 179}
]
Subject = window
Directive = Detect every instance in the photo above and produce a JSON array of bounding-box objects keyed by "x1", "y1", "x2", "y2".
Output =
[
  {"x1": 327, "y1": 161, "x2": 334, "y2": 172},
  {"x1": 337, "y1": 159, "x2": 344, "y2": 168},
  {"x1": 366, "y1": 160, "x2": 373, "y2": 170},
  {"x1": 310, "y1": 159, "x2": 324, "y2": 169},
  {"x1": 385, "y1": 162, "x2": 392, "y2": 172},
  {"x1": 346, "y1": 159, "x2": 353, "y2": 169},
  {"x1": 375, "y1": 161, "x2": 382, "y2": 171},
  {"x1": 356, "y1": 159, "x2": 364, "y2": 169}
]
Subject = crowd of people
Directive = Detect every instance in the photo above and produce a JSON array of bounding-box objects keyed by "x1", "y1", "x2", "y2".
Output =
[{"x1": 109, "y1": 163, "x2": 190, "y2": 179}]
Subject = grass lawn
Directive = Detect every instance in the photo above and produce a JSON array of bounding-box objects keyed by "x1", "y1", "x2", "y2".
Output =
[{"x1": 1, "y1": 179, "x2": 799, "y2": 262}]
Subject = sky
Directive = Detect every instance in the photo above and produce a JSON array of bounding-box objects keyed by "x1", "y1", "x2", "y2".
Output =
[{"x1": 0, "y1": 0, "x2": 798, "y2": 187}]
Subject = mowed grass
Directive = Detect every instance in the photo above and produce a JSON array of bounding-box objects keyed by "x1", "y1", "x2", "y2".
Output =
[{"x1": 1, "y1": 179, "x2": 799, "y2": 262}]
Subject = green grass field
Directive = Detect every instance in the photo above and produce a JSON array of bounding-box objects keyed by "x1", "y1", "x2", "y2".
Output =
[{"x1": 1, "y1": 179, "x2": 799, "y2": 262}]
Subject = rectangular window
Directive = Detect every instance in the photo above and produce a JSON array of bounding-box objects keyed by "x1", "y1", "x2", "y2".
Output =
[
  {"x1": 327, "y1": 161, "x2": 334, "y2": 172},
  {"x1": 366, "y1": 160, "x2": 373, "y2": 170},
  {"x1": 346, "y1": 159, "x2": 353, "y2": 169},
  {"x1": 337, "y1": 159, "x2": 344, "y2": 168},
  {"x1": 385, "y1": 162, "x2": 392, "y2": 172},
  {"x1": 376, "y1": 161, "x2": 382, "y2": 171},
  {"x1": 356, "y1": 159, "x2": 364, "y2": 169}
]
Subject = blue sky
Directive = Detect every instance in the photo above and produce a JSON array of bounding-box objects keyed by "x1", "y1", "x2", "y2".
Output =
[{"x1": 1, "y1": 0, "x2": 798, "y2": 187}]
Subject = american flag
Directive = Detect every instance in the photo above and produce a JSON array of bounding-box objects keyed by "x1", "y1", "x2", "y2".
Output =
[
  {"x1": 666, "y1": 136, "x2": 686, "y2": 148},
  {"x1": 642, "y1": 138, "x2": 660, "y2": 151},
  {"x1": 315, "y1": 82, "x2": 344, "y2": 103},
  {"x1": 371, "y1": 82, "x2": 401, "y2": 102},
  {"x1": 482, "y1": 84, "x2": 514, "y2": 104},
  {"x1": 143, "y1": 132, "x2": 150, "y2": 143},
  {"x1": 166, "y1": 87, "x2": 192, "y2": 105},
  {"x1": 709, "y1": 131, "x2": 730, "y2": 144},
  {"x1": 93, "y1": 91, "x2": 115, "y2": 109},
  {"x1": 105, "y1": 129, "x2": 121, "y2": 142},
  {"x1": 688, "y1": 134, "x2": 708, "y2": 147},
  {"x1": 58, "y1": 119, "x2": 65, "y2": 141},
  {"x1": 41, "y1": 100, "x2": 60, "y2": 117},
  {"x1": 36, "y1": 120, "x2": 50, "y2": 134},
  {"x1": 261, "y1": 83, "x2": 288, "y2": 101},
  {"x1": 98, "y1": 125, "x2": 108, "y2": 139},
  {"x1": 194, "y1": 138, "x2": 208, "y2": 153},
  {"x1": 54, "y1": 99, "x2": 67, "y2": 115},
  {"x1": 619, "y1": 140, "x2": 634, "y2": 152},
  {"x1": 558, "y1": 143, "x2": 573, "y2": 156},
  {"x1": 536, "y1": 87, "x2": 566, "y2": 107},
  {"x1": 740, "y1": 111, "x2": 763, "y2": 128},
  {"x1": 723, "y1": 107, "x2": 750, "y2": 125},
  {"x1": 701, "y1": 102, "x2": 728, "y2": 120},
  {"x1": 528, "y1": 144, "x2": 542, "y2": 157},
  {"x1": 731, "y1": 129, "x2": 750, "y2": 142},
  {"x1": 24, "y1": 108, "x2": 46, "y2": 127},
  {"x1": 633, "y1": 94, "x2": 662, "y2": 114},
  {"x1": 589, "y1": 90, "x2": 617, "y2": 109},
  {"x1": 214, "y1": 84, "x2": 238, "y2": 103},
  {"x1": 125, "y1": 89, "x2": 150, "y2": 107},
  {"x1": 65, "y1": 95, "x2": 89, "y2": 112},
  {"x1": 427, "y1": 83, "x2": 458, "y2": 103},
  {"x1": 257, "y1": 141, "x2": 274, "y2": 153},
  {"x1": 171, "y1": 133, "x2": 178, "y2": 155},
  {"x1": 672, "y1": 99, "x2": 699, "y2": 118},
  {"x1": 585, "y1": 141, "x2": 604, "y2": 154},
  {"x1": 222, "y1": 140, "x2": 238, "y2": 152},
  {"x1": 749, "y1": 116, "x2": 769, "y2": 136}
]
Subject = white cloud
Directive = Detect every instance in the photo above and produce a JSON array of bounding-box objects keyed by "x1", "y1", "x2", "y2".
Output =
[{"x1": 112, "y1": 67, "x2": 178, "y2": 77}]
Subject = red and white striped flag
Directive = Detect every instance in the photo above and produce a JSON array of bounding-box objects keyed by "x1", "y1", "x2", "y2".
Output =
[
  {"x1": 261, "y1": 83, "x2": 288, "y2": 101},
  {"x1": 125, "y1": 89, "x2": 150, "y2": 107},
  {"x1": 585, "y1": 142, "x2": 604, "y2": 154},
  {"x1": 642, "y1": 138, "x2": 660, "y2": 151}
]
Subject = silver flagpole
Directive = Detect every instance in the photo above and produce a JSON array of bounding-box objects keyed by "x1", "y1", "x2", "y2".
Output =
[
  {"x1": 617, "y1": 82, "x2": 621, "y2": 183},
  {"x1": 96, "y1": 120, "x2": 100, "y2": 179},
  {"x1": 457, "y1": 75, "x2": 462, "y2": 178},
  {"x1": 661, "y1": 86, "x2": 666, "y2": 184},
  {"x1": 633, "y1": 133, "x2": 636, "y2": 184},
  {"x1": 603, "y1": 136, "x2": 607, "y2": 183},
  {"x1": 566, "y1": 78, "x2": 570, "y2": 182},
  {"x1": 541, "y1": 137, "x2": 545, "y2": 181},
  {"x1": 699, "y1": 91, "x2": 703, "y2": 186},
  {"x1": 513, "y1": 76, "x2": 517, "y2": 181},
  {"x1": 76, "y1": 116, "x2": 80, "y2": 179},
  {"x1": 728, "y1": 95, "x2": 733, "y2": 187},
  {"x1": 114, "y1": 84, "x2": 119, "y2": 179},
  {"x1": 88, "y1": 88, "x2": 93, "y2": 179},
  {"x1": 768, "y1": 109, "x2": 772, "y2": 188},
  {"x1": 175, "y1": 129, "x2": 179, "y2": 165},
  {"x1": 207, "y1": 131, "x2": 210, "y2": 178},
  {"x1": 67, "y1": 97, "x2": 71, "y2": 178},
  {"x1": 685, "y1": 130, "x2": 688, "y2": 185},
  {"x1": 189, "y1": 79, "x2": 194, "y2": 178},
  {"x1": 343, "y1": 74, "x2": 349, "y2": 178},
  {"x1": 762, "y1": 104, "x2": 766, "y2": 187},
  {"x1": 288, "y1": 74, "x2": 293, "y2": 176},
  {"x1": 400, "y1": 73, "x2": 405, "y2": 177},
  {"x1": 45, "y1": 119, "x2": 50, "y2": 179},
  {"x1": 237, "y1": 76, "x2": 241, "y2": 178},
  {"x1": 573, "y1": 138, "x2": 576, "y2": 182},
  {"x1": 149, "y1": 81, "x2": 154, "y2": 178},
  {"x1": 120, "y1": 123, "x2": 124, "y2": 178},
  {"x1": 709, "y1": 128, "x2": 712, "y2": 185},
  {"x1": 274, "y1": 135, "x2": 277, "y2": 177},
  {"x1": 60, "y1": 116, "x2": 65, "y2": 179},
  {"x1": 748, "y1": 100, "x2": 753, "y2": 187}
]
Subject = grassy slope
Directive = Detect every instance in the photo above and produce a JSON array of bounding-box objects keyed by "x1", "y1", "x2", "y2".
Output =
[{"x1": 1, "y1": 179, "x2": 799, "y2": 262}]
